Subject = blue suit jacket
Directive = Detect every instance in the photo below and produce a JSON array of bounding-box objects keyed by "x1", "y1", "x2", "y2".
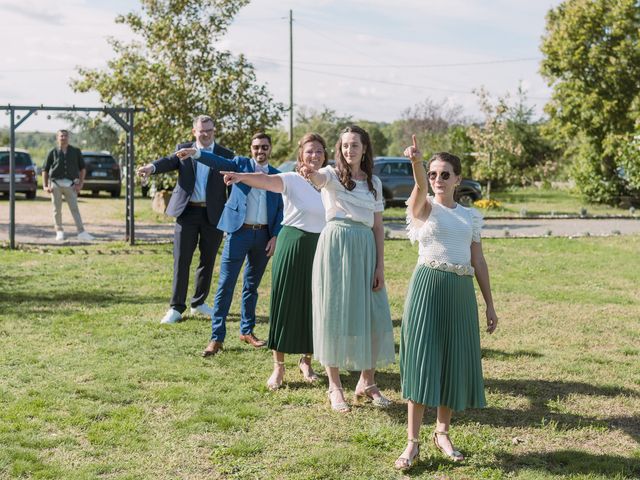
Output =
[
  {"x1": 152, "y1": 142, "x2": 234, "y2": 224},
  {"x1": 196, "y1": 151, "x2": 284, "y2": 237}
]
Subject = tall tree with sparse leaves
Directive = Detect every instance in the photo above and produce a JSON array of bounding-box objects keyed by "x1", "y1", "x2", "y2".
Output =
[
  {"x1": 467, "y1": 87, "x2": 522, "y2": 199},
  {"x1": 72, "y1": 0, "x2": 284, "y2": 188},
  {"x1": 540, "y1": 0, "x2": 640, "y2": 204}
]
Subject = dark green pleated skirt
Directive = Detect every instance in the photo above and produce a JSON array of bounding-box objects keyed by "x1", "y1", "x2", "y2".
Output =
[
  {"x1": 400, "y1": 264, "x2": 486, "y2": 412},
  {"x1": 267, "y1": 225, "x2": 320, "y2": 353}
]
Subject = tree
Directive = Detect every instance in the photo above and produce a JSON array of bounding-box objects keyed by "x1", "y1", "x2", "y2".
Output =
[
  {"x1": 58, "y1": 113, "x2": 124, "y2": 160},
  {"x1": 269, "y1": 107, "x2": 353, "y2": 163},
  {"x1": 72, "y1": 0, "x2": 284, "y2": 188},
  {"x1": 386, "y1": 98, "x2": 465, "y2": 156},
  {"x1": 540, "y1": 0, "x2": 640, "y2": 203},
  {"x1": 467, "y1": 87, "x2": 522, "y2": 198}
]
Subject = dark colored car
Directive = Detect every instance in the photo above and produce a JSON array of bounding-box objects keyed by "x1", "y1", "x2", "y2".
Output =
[
  {"x1": 82, "y1": 151, "x2": 122, "y2": 197},
  {"x1": 373, "y1": 157, "x2": 482, "y2": 207},
  {"x1": 0, "y1": 148, "x2": 37, "y2": 199}
]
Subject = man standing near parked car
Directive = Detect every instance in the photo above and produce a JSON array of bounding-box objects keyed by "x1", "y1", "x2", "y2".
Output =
[
  {"x1": 136, "y1": 115, "x2": 234, "y2": 324},
  {"x1": 42, "y1": 129, "x2": 95, "y2": 242}
]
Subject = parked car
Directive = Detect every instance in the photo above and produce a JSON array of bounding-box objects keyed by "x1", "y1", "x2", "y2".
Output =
[
  {"x1": 276, "y1": 160, "x2": 296, "y2": 172},
  {"x1": 373, "y1": 157, "x2": 482, "y2": 207},
  {"x1": 81, "y1": 151, "x2": 122, "y2": 197},
  {"x1": 0, "y1": 148, "x2": 37, "y2": 199}
]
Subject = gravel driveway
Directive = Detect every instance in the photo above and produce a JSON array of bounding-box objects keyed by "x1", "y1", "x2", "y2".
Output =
[{"x1": 1, "y1": 194, "x2": 639, "y2": 245}]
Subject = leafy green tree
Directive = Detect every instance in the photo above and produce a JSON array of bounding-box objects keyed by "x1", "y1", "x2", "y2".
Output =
[
  {"x1": 540, "y1": 0, "x2": 640, "y2": 203},
  {"x1": 71, "y1": 0, "x2": 283, "y2": 189},
  {"x1": 467, "y1": 87, "x2": 522, "y2": 198},
  {"x1": 270, "y1": 107, "x2": 353, "y2": 163},
  {"x1": 58, "y1": 113, "x2": 124, "y2": 160}
]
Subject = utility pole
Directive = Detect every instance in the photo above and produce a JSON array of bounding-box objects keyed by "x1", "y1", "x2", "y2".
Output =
[{"x1": 289, "y1": 9, "x2": 293, "y2": 143}]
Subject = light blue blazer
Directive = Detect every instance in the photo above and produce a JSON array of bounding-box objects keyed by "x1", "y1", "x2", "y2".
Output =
[{"x1": 195, "y1": 151, "x2": 284, "y2": 237}]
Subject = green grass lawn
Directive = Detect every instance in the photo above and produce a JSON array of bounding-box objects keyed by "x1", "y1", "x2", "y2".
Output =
[
  {"x1": 1, "y1": 237, "x2": 639, "y2": 479},
  {"x1": 383, "y1": 187, "x2": 635, "y2": 219}
]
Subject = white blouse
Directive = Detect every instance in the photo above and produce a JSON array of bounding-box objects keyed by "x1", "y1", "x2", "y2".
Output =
[
  {"x1": 316, "y1": 166, "x2": 384, "y2": 228},
  {"x1": 406, "y1": 196, "x2": 483, "y2": 270},
  {"x1": 279, "y1": 172, "x2": 326, "y2": 233}
]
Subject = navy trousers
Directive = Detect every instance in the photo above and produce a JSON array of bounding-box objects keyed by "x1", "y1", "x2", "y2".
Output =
[{"x1": 210, "y1": 227, "x2": 271, "y2": 342}]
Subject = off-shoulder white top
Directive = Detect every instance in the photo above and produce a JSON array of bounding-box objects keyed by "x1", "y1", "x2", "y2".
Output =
[{"x1": 316, "y1": 166, "x2": 384, "y2": 228}]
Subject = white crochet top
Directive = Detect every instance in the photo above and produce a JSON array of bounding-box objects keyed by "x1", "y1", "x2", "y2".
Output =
[
  {"x1": 406, "y1": 196, "x2": 483, "y2": 269},
  {"x1": 316, "y1": 166, "x2": 384, "y2": 228}
]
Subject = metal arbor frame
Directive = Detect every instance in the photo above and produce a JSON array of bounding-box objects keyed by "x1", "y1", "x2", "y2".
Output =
[{"x1": 1, "y1": 104, "x2": 143, "y2": 249}]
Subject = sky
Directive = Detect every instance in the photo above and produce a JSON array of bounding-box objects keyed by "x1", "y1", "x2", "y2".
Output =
[{"x1": 0, "y1": 0, "x2": 563, "y2": 132}]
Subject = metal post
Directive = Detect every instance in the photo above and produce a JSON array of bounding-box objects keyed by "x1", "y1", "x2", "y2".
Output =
[
  {"x1": 9, "y1": 108, "x2": 16, "y2": 249},
  {"x1": 289, "y1": 9, "x2": 293, "y2": 143},
  {"x1": 128, "y1": 111, "x2": 135, "y2": 245}
]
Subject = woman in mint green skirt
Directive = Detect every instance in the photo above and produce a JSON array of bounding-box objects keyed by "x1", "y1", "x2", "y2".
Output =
[
  {"x1": 394, "y1": 137, "x2": 498, "y2": 471},
  {"x1": 301, "y1": 126, "x2": 395, "y2": 413}
]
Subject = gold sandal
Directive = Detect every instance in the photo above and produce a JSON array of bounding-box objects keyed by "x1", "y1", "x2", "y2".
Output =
[
  {"x1": 433, "y1": 430, "x2": 464, "y2": 462},
  {"x1": 354, "y1": 383, "x2": 392, "y2": 408},
  {"x1": 327, "y1": 387, "x2": 350, "y2": 413},
  {"x1": 394, "y1": 437, "x2": 420, "y2": 471},
  {"x1": 266, "y1": 361, "x2": 285, "y2": 391},
  {"x1": 298, "y1": 355, "x2": 319, "y2": 383}
]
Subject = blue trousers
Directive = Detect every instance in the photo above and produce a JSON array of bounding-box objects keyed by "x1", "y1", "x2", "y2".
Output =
[{"x1": 210, "y1": 228, "x2": 271, "y2": 342}]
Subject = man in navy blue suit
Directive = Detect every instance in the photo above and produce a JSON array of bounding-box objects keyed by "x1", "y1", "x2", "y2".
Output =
[
  {"x1": 176, "y1": 133, "x2": 284, "y2": 357},
  {"x1": 137, "y1": 115, "x2": 234, "y2": 324}
]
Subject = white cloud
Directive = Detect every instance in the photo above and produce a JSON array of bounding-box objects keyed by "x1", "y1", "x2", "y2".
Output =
[{"x1": 0, "y1": 0, "x2": 560, "y2": 132}]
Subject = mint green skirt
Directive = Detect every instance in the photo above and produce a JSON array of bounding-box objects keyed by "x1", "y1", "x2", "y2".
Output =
[
  {"x1": 400, "y1": 264, "x2": 486, "y2": 411},
  {"x1": 312, "y1": 219, "x2": 395, "y2": 371}
]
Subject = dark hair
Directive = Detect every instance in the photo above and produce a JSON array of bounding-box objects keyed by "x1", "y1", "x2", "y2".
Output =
[
  {"x1": 251, "y1": 132, "x2": 272, "y2": 145},
  {"x1": 56, "y1": 129, "x2": 70, "y2": 135},
  {"x1": 334, "y1": 125, "x2": 376, "y2": 199},
  {"x1": 428, "y1": 152, "x2": 462, "y2": 175},
  {"x1": 295, "y1": 132, "x2": 328, "y2": 173}
]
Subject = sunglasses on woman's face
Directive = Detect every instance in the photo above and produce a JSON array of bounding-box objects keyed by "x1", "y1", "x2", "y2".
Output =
[{"x1": 427, "y1": 171, "x2": 451, "y2": 181}]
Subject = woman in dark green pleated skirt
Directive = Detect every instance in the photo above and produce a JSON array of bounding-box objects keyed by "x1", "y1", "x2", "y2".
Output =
[
  {"x1": 267, "y1": 225, "x2": 319, "y2": 353},
  {"x1": 395, "y1": 147, "x2": 498, "y2": 471},
  {"x1": 220, "y1": 133, "x2": 328, "y2": 391},
  {"x1": 400, "y1": 265, "x2": 486, "y2": 411}
]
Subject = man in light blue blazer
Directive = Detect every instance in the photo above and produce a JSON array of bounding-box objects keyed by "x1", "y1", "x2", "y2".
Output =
[{"x1": 179, "y1": 133, "x2": 284, "y2": 357}]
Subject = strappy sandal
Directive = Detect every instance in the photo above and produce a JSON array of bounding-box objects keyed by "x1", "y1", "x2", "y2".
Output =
[
  {"x1": 354, "y1": 383, "x2": 392, "y2": 408},
  {"x1": 433, "y1": 430, "x2": 464, "y2": 462},
  {"x1": 266, "y1": 361, "x2": 285, "y2": 391},
  {"x1": 394, "y1": 437, "x2": 420, "y2": 471},
  {"x1": 298, "y1": 355, "x2": 319, "y2": 383},
  {"x1": 327, "y1": 387, "x2": 350, "y2": 413}
]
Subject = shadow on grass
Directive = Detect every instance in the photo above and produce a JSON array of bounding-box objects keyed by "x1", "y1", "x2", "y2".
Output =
[
  {"x1": 495, "y1": 449, "x2": 640, "y2": 478},
  {"x1": 482, "y1": 348, "x2": 543, "y2": 360},
  {"x1": 457, "y1": 378, "x2": 640, "y2": 442},
  {"x1": 0, "y1": 289, "x2": 165, "y2": 316}
]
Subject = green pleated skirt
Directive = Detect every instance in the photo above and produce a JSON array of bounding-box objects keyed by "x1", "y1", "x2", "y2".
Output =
[
  {"x1": 267, "y1": 225, "x2": 320, "y2": 353},
  {"x1": 312, "y1": 219, "x2": 395, "y2": 371},
  {"x1": 400, "y1": 264, "x2": 486, "y2": 412}
]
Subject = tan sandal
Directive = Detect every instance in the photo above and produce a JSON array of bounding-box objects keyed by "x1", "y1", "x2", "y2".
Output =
[
  {"x1": 327, "y1": 387, "x2": 350, "y2": 413},
  {"x1": 298, "y1": 355, "x2": 319, "y2": 383},
  {"x1": 266, "y1": 361, "x2": 285, "y2": 391},
  {"x1": 394, "y1": 437, "x2": 420, "y2": 471},
  {"x1": 354, "y1": 383, "x2": 392, "y2": 408},
  {"x1": 433, "y1": 430, "x2": 464, "y2": 462}
]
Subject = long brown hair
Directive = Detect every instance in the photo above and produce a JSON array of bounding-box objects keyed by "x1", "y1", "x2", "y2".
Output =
[
  {"x1": 295, "y1": 132, "x2": 329, "y2": 173},
  {"x1": 334, "y1": 125, "x2": 376, "y2": 199}
]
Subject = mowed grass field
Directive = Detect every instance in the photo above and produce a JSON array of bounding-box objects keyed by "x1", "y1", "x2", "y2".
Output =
[{"x1": 0, "y1": 236, "x2": 639, "y2": 479}]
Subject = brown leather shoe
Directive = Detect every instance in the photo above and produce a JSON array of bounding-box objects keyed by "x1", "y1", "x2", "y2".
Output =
[
  {"x1": 202, "y1": 340, "x2": 223, "y2": 357},
  {"x1": 239, "y1": 333, "x2": 266, "y2": 348}
]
